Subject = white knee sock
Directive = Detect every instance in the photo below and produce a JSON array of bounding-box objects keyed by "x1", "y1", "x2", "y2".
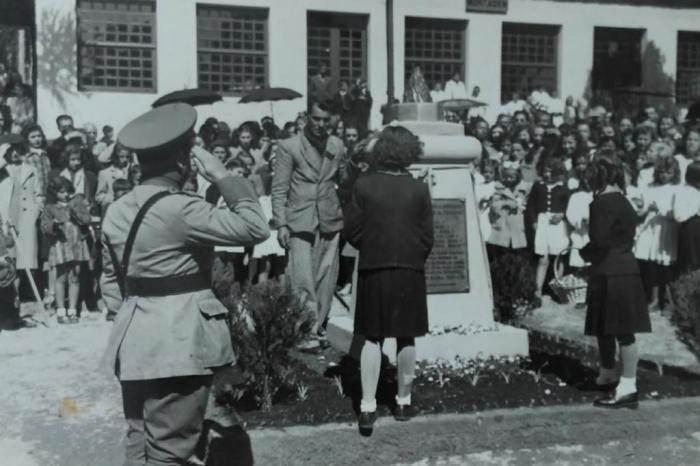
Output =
[
  {"x1": 360, "y1": 398, "x2": 377, "y2": 413},
  {"x1": 615, "y1": 376, "x2": 637, "y2": 397},
  {"x1": 396, "y1": 394, "x2": 411, "y2": 406}
]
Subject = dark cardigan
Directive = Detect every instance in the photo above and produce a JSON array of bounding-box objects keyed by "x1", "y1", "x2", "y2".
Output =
[{"x1": 343, "y1": 171, "x2": 433, "y2": 271}]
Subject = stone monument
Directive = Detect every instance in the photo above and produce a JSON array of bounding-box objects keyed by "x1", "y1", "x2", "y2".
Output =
[{"x1": 326, "y1": 104, "x2": 529, "y2": 362}]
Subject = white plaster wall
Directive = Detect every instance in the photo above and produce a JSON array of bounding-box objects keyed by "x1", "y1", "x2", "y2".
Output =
[{"x1": 34, "y1": 0, "x2": 700, "y2": 137}]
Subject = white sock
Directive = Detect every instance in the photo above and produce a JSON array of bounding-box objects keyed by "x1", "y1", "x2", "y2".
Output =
[
  {"x1": 616, "y1": 376, "x2": 637, "y2": 397},
  {"x1": 360, "y1": 398, "x2": 376, "y2": 413},
  {"x1": 396, "y1": 394, "x2": 411, "y2": 406},
  {"x1": 67, "y1": 308, "x2": 77, "y2": 317},
  {"x1": 56, "y1": 308, "x2": 66, "y2": 317}
]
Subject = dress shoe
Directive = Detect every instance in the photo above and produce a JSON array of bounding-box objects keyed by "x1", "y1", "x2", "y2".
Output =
[
  {"x1": 358, "y1": 411, "x2": 377, "y2": 430},
  {"x1": 593, "y1": 391, "x2": 639, "y2": 409},
  {"x1": 577, "y1": 378, "x2": 618, "y2": 392},
  {"x1": 394, "y1": 404, "x2": 418, "y2": 421}
]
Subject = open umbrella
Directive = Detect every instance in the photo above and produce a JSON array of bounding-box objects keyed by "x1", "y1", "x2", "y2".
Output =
[
  {"x1": 438, "y1": 98, "x2": 487, "y2": 112},
  {"x1": 238, "y1": 87, "x2": 302, "y2": 103},
  {"x1": 152, "y1": 89, "x2": 223, "y2": 108},
  {"x1": 238, "y1": 87, "x2": 303, "y2": 119}
]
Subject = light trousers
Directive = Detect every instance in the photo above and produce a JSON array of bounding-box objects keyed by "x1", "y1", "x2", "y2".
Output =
[
  {"x1": 288, "y1": 230, "x2": 340, "y2": 329},
  {"x1": 120, "y1": 375, "x2": 211, "y2": 466}
]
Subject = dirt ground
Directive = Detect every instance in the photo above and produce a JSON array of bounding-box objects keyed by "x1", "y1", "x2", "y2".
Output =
[{"x1": 2, "y1": 317, "x2": 700, "y2": 466}]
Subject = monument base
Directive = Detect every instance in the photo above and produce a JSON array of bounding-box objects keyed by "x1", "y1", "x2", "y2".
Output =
[{"x1": 327, "y1": 315, "x2": 529, "y2": 363}]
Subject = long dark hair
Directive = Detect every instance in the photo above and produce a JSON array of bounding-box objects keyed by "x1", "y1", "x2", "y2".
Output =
[
  {"x1": 585, "y1": 151, "x2": 626, "y2": 194},
  {"x1": 46, "y1": 174, "x2": 75, "y2": 204}
]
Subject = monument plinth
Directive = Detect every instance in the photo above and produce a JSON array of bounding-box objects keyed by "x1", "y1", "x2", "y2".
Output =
[{"x1": 327, "y1": 106, "x2": 529, "y2": 362}]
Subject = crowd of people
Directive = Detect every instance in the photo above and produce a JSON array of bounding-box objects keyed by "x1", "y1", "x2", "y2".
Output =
[{"x1": 0, "y1": 99, "x2": 370, "y2": 329}]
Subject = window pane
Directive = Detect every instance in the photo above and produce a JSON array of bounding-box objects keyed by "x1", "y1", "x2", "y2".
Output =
[
  {"x1": 678, "y1": 31, "x2": 700, "y2": 105},
  {"x1": 404, "y1": 17, "x2": 465, "y2": 88},
  {"x1": 77, "y1": 0, "x2": 156, "y2": 91},
  {"x1": 197, "y1": 5, "x2": 268, "y2": 93}
]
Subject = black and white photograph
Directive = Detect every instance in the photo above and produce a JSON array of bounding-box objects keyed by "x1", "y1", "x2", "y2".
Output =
[{"x1": 1, "y1": 0, "x2": 700, "y2": 464}]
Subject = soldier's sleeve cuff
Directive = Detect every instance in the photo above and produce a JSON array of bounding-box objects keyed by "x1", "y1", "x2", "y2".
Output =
[{"x1": 215, "y1": 175, "x2": 257, "y2": 204}]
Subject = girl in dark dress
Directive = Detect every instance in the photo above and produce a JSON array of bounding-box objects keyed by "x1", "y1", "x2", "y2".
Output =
[
  {"x1": 580, "y1": 153, "x2": 652, "y2": 409},
  {"x1": 344, "y1": 126, "x2": 433, "y2": 431},
  {"x1": 673, "y1": 162, "x2": 700, "y2": 273}
]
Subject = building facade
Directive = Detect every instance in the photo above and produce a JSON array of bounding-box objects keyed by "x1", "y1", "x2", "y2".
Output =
[{"x1": 28, "y1": 0, "x2": 700, "y2": 137}]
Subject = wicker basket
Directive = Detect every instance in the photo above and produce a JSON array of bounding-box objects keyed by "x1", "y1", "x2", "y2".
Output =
[{"x1": 548, "y1": 247, "x2": 588, "y2": 305}]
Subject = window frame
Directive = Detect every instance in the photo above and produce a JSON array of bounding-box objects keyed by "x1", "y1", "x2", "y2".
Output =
[
  {"x1": 677, "y1": 31, "x2": 700, "y2": 106},
  {"x1": 76, "y1": 0, "x2": 158, "y2": 93},
  {"x1": 500, "y1": 22, "x2": 560, "y2": 104},
  {"x1": 196, "y1": 4, "x2": 270, "y2": 97},
  {"x1": 404, "y1": 16, "x2": 466, "y2": 90}
]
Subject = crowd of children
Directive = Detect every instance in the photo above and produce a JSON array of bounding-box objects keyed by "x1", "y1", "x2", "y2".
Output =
[{"x1": 469, "y1": 106, "x2": 700, "y2": 310}]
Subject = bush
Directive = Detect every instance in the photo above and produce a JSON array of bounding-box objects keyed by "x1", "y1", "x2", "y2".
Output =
[
  {"x1": 669, "y1": 270, "x2": 700, "y2": 356},
  {"x1": 489, "y1": 251, "x2": 536, "y2": 323},
  {"x1": 219, "y1": 280, "x2": 314, "y2": 412}
]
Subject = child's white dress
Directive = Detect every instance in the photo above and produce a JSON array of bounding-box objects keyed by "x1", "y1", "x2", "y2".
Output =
[
  {"x1": 633, "y1": 183, "x2": 679, "y2": 265},
  {"x1": 252, "y1": 195, "x2": 284, "y2": 258},
  {"x1": 565, "y1": 191, "x2": 593, "y2": 267}
]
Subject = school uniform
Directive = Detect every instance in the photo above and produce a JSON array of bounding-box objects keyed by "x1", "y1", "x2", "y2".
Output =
[
  {"x1": 525, "y1": 181, "x2": 571, "y2": 256},
  {"x1": 581, "y1": 191, "x2": 651, "y2": 336},
  {"x1": 673, "y1": 184, "x2": 700, "y2": 272},
  {"x1": 633, "y1": 183, "x2": 679, "y2": 266},
  {"x1": 344, "y1": 170, "x2": 433, "y2": 339}
]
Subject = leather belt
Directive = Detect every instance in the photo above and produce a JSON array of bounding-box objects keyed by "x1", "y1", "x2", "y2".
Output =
[{"x1": 125, "y1": 273, "x2": 208, "y2": 298}]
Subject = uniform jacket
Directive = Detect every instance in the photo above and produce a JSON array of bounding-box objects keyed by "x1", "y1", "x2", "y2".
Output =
[
  {"x1": 100, "y1": 173, "x2": 270, "y2": 381},
  {"x1": 344, "y1": 171, "x2": 433, "y2": 271},
  {"x1": 580, "y1": 191, "x2": 640, "y2": 276},
  {"x1": 271, "y1": 132, "x2": 344, "y2": 234}
]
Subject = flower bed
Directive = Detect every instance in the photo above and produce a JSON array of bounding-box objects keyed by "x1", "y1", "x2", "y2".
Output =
[{"x1": 214, "y1": 337, "x2": 700, "y2": 429}]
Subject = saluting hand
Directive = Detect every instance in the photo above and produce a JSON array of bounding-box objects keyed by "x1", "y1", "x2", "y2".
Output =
[{"x1": 191, "y1": 146, "x2": 228, "y2": 184}]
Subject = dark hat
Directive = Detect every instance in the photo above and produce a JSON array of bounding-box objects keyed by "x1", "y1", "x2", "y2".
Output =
[{"x1": 118, "y1": 103, "x2": 197, "y2": 153}]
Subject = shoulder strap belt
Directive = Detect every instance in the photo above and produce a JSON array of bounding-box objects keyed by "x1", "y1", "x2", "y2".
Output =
[{"x1": 104, "y1": 190, "x2": 174, "y2": 299}]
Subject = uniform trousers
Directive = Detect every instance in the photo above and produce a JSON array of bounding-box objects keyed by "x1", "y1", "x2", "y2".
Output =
[
  {"x1": 120, "y1": 375, "x2": 211, "y2": 466},
  {"x1": 288, "y1": 230, "x2": 340, "y2": 329}
]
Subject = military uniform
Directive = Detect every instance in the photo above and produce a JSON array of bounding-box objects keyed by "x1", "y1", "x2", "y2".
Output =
[{"x1": 100, "y1": 104, "x2": 269, "y2": 466}]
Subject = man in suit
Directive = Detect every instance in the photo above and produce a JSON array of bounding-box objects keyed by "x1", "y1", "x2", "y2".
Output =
[
  {"x1": 272, "y1": 100, "x2": 345, "y2": 343},
  {"x1": 100, "y1": 103, "x2": 269, "y2": 465}
]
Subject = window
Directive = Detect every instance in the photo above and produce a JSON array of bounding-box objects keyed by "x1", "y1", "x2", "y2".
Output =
[
  {"x1": 197, "y1": 5, "x2": 268, "y2": 95},
  {"x1": 677, "y1": 31, "x2": 700, "y2": 105},
  {"x1": 404, "y1": 17, "x2": 465, "y2": 89},
  {"x1": 307, "y1": 12, "x2": 368, "y2": 103},
  {"x1": 501, "y1": 23, "x2": 559, "y2": 103},
  {"x1": 592, "y1": 27, "x2": 643, "y2": 92},
  {"x1": 77, "y1": 0, "x2": 156, "y2": 92}
]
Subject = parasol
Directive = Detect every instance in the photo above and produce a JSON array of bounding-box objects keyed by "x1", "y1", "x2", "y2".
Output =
[
  {"x1": 152, "y1": 89, "x2": 223, "y2": 108},
  {"x1": 438, "y1": 98, "x2": 487, "y2": 112},
  {"x1": 238, "y1": 87, "x2": 303, "y2": 118}
]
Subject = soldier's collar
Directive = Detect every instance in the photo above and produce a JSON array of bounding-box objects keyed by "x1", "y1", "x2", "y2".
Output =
[{"x1": 141, "y1": 171, "x2": 183, "y2": 190}]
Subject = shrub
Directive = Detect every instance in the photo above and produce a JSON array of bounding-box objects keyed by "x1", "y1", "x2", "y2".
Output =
[
  {"x1": 489, "y1": 251, "x2": 536, "y2": 323},
  {"x1": 219, "y1": 280, "x2": 314, "y2": 412},
  {"x1": 669, "y1": 270, "x2": 700, "y2": 356}
]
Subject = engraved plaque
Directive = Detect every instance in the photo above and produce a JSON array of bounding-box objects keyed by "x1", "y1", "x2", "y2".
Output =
[{"x1": 425, "y1": 198, "x2": 470, "y2": 294}]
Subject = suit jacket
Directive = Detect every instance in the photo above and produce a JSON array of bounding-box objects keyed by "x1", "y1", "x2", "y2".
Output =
[
  {"x1": 344, "y1": 171, "x2": 433, "y2": 271},
  {"x1": 100, "y1": 174, "x2": 269, "y2": 381},
  {"x1": 271, "y1": 133, "x2": 344, "y2": 234},
  {"x1": 580, "y1": 191, "x2": 640, "y2": 276}
]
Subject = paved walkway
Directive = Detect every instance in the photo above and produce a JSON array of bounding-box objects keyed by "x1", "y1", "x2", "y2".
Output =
[{"x1": 2, "y1": 315, "x2": 700, "y2": 465}]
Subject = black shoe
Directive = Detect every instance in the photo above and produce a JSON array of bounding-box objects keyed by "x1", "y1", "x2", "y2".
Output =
[
  {"x1": 105, "y1": 311, "x2": 116, "y2": 322},
  {"x1": 593, "y1": 391, "x2": 639, "y2": 409},
  {"x1": 394, "y1": 404, "x2": 418, "y2": 422},
  {"x1": 358, "y1": 411, "x2": 377, "y2": 435},
  {"x1": 577, "y1": 378, "x2": 619, "y2": 392}
]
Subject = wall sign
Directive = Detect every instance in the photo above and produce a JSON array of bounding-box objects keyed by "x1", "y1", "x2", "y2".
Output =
[{"x1": 466, "y1": 0, "x2": 509, "y2": 14}]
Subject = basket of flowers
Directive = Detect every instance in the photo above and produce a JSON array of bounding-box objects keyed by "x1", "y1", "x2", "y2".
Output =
[{"x1": 548, "y1": 248, "x2": 588, "y2": 305}]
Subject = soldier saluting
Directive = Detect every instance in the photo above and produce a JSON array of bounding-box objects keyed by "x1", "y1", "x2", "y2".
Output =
[{"x1": 100, "y1": 103, "x2": 269, "y2": 466}]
